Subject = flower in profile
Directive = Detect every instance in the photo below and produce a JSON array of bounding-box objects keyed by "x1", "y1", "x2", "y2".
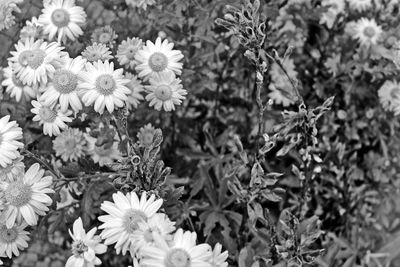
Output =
[
  {"x1": 38, "y1": 0, "x2": 86, "y2": 43},
  {"x1": 9, "y1": 38, "x2": 66, "y2": 86},
  {"x1": 53, "y1": 128, "x2": 87, "y2": 161},
  {"x1": 141, "y1": 228, "x2": 213, "y2": 267},
  {"x1": 31, "y1": 100, "x2": 73, "y2": 136},
  {"x1": 146, "y1": 72, "x2": 187, "y2": 112},
  {"x1": 0, "y1": 222, "x2": 29, "y2": 259},
  {"x1": 81, "y1": 43, "x2": 113, "y2": 63},
  {"x1": 137, "y1": 123, "x2": 156, "y2": 147},
  {"x1": 66, "y1": 217, "x2": 107, "y2": 267},
  {"x1": 135, "y1": 37, "x2": 184, "y2": 78},
  {"x1": 353, "y1": 18, "x2": 382, "y2": 47},
  {"x1": 39, "y1": 56, "x2": 86, "y2": 112},
  {"x1": 117, "y1": 37, "x2": 143, "y2": 69},
  {"x1": 210, "y1": 243, "x2": 229, "y2": 267},
  {"x1": 86, "y1": 135, "x2": 121, "y2": 166},
  {"x1": 19, "y1": 17, "x2": 43, "y2": 41},
  {"x1": 91, "y1": 25, "x2": 118, "y2": 47},
  {"x1": 378, "y1": 80, "x2": 400, "y2": 115},
  {"x1": 125, "y1": 72, "x2": 144, "y2": 110},
  {"x1": 2, "y1": 63, "x2": 37, "y2": 102},
  {"x1": 125, "y1": 0, "x2": 156, "y2": 10},
  {"x1": 0, "y1": 0, "x2": 21, "y2": 31},
  {"x1": 79, "y1": 60, "x2": 131, "y2": 114},
  {"x1": 98, "y1": 191, "x2": 163, "y2": 255},
  {"x1": 347, "y1": 0, "x2": 372, "y2": 12},
  {"x1": 0, "y1": 156, "x2": 24, "y2": 182},
  {"x1": 132, "y1": 213, "x2": 175, "y2": 252},
  {"x1": 319, "y1": 0, "x2": 345, "y2": 29},
  {"x1": 0, "y1": 163, "x2": 54, "y2": 228},
  {"x1": 0, "y1": 115, "x2": 23, "y2": 168}
]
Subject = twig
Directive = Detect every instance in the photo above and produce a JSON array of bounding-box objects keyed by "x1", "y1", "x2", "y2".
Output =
[{"x1": 22, "y1": 149, "x2": 63, "y2": 180}]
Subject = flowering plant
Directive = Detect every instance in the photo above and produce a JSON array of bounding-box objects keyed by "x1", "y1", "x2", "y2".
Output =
[{"x1": 0, "y1": 0, "x2": 400, "y2": 266}]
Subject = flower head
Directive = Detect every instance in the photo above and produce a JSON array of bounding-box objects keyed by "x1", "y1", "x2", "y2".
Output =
[
  {"x1": 79, "y1": 60, "x2": 131, "y2": 114},
  {"x1": 9, "y1": 38, "x2": 66, "y2": 87},
  {"x1": 81, "y1": 43, "x2": 113, "y2": 63},
  {"x1": 91, "y1": 25, "x2": 118, "y2": 48},
  {"x1": 38, "y1": 0, "x2": 86, "y2": 43},
  {"x1": 0, "y1": 222, "x2": 29, "y2": 259},
  {"x1": 135, "y1": 37, "x2": 184, "y2": 79},
  {"x1": 0, "y1": 115, "x2": 23, "y2": 168},
  {"x1": 347, "y1": 0, "x2": 372, "y2": 12},
  {"x1": 146, "y1": 72, "x2": 187, "y2": 112},
  {"x1": 53, "y1": 128, "x2": 87, "y2": 161},
  {"x1": 137, "y1": 123, "x2": 157, "y2": 147},
  {"x1": 125, "y1": 72, "x2": 144, "y2": 110},
  {"x1": 0, "y1": 163, "x2": 54, "y2": 228},
  {"x1": 141, "y1": 228, "x2": 213, "y2": 267},
  {"x1": 378, "y1": 80, "x2": 400, "y2": 115},
  {"x1": 39, "y1": 56, "x2": 86, "y2": 112},
  {"x1": 1, "y1": 63, "x2": 37, "y2": 102},
  {"x1": 0, "y1": 0, "x2": 21, "y2": 31},
  {"x1": 31, "y1": 100, "x2": 73, "y2": 136},
  {"x1": 66, "y1": 217, "x2": 107, "y2": 267},
  {"x1": 353, "y1": 18, "x2": 382, "y2": 47},
  {"x1": 0, "y1": 156, "x2": 24, "y2": 182},
  {"x1": 210, "y1": 243, "x2": 229, "y2": 267},
  {"x1": 117, "y1": 37, "x2": 143, "y2": 69},
  {"x1": 20, "y1": 17, "x2": 43, "y2": 41},
  {"x1": 98, "y1": 191, "x2": 163, "y2": 255}
]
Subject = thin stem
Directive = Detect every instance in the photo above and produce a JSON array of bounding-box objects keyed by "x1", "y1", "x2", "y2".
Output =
[{"x1": 22, "y1": 149, "x2": 63, "y2": 180}]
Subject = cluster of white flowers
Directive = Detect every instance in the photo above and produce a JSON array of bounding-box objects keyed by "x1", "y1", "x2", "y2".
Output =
[{"x1": 65, "y1": 191, "x2": 228, "y2": 267}]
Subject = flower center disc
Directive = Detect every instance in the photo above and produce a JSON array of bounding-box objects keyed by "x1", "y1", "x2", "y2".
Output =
[
  {"x1": 390, "y1": 87, "x2": 400, "y2": 99},
  {"x1": 53, "y1": 69, "x2": 78, "y2": 94},
  {"x1": 39, "y1": 106, "x2": 58, "y2": 123},
  {"x1": 95, "y1": 74, "x2": 116, "y2": 95},
  {"x1": 148, "y1": 52, "x2": 168, "y2": 72},
  {"x1": 18, "y1": 50, "x2": 32, "y2": 66},
  {"x1": 122, "y1": 209, "x2": 147, "y2": 234},
  {"x1": 72, "y1": 240, "x2": 88, "y2": 256},
  {"x1": 165, "y1": 248, "x2": 191, "y2": 267},
  {"x1": 4, "y1": 181, "x2": 32, "y2": 207},
  {"x1": 363, "y1": 26, "x2": 376, "y2": 38},
  {"x1": 0, "y1": 225, "x2": 18, "y2": 243},
  {"x1": 12, "y1": 72, "x2": 24, "y2": 87},
  {"x1": 127, "y1": 47, "x2": 137, "y2": 60},
  {"x1": 26, "y1": 49, "x2": 46, "y2": 69},
  {"x1": 51, "y1": 8, "x2": 70, "y2": 28},
  {"x1": 154, "y1": 85, "x2": 172, "y2": 101},
  {"x1": 64, "y1": 138, "x2": 77, "y2": 150},
  {"x1": 141, "y1": 130, "x2": 154, "y2": 146}
]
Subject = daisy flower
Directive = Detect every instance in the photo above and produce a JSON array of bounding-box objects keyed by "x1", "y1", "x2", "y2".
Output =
[
  {"x1": 0, "y1": 222, "x2": 29, "y2": 259},
  {"x1": 19, "y1": 17, "x2": 43, "y2": 41},
  {"x1": 66, "y1": 217, "x2": 107, "y2": 267},
  {"x1": 132, "y1": 213, "x2": 176, "y2": 252},
  {"x1": 86, "y1": 135, "x2": 121, "y2": 166},
  {"x1": 347, "y1": 0, "x2": 372, "y2": 12},
  {"x1": 53, "y1": 128, "x2": 87, "y2": 161},
  {"x1": 38, "y1": 0, "x2": 86, "y2": 43},
  {"x1": 137, "y1": 123, "x2": 156, "y2": 147},
  {"x1": 135, "y1": 37, "x2": 184, "y2": 78},
  {"x1": 141, "y1": 228, "x2": 213, "y2": 267},
  {"x1": 9, "y1": 38, "x2": 66, "y2": 87},
  {"x1": 0, "y1": 115, "x2": 23, "y2": 168},
  {"x1": 98, "y1": 191, "x2": 163, "y2": 255},
  {"x1": 378, "y1": 80, "x2": 400, "y2": 115},
  {"x1": 0, "y1": 0, "x2": 21, "y2": 31},
  {"x1": 91, "y1": 25, "x2": 118, "y2": 48},
  {"x1": 146, "y1": 71, "x2": 187, "y2": 112},
  {"x1": 2, "y1": 63, "x2": 37, "y2": 102},
  {"x1": 81, "y1": 43, "x2": 113, "y2": 63},
  {"x1": 39, "y1": 56, "x2": 86, "y2": 112},
  {"x1": 31, "y1": 100, "x2": 73, "y2": 137},
  {"x1": 125, "y1": 0, "x2": 156, "y2": 10},
  {"x1": 125, "y1": 72, "x2": 144, "y2": 110},
  {"x1": 0, "y1": 163, "x2": 54, "y2": 228},
  {"x1": 0, "y1": 156, "x2": 24, "y2": 182},
  {"x1": 117, "y1": 37, "x2": 143, "y2": 69},
  {"x1": 353, "y1": 18, "x2": 382, "y2": 47},
  {"x1": 79, "y1": 60, "x2": 131, "y2": 114},
  {"x1": 210, "y1": 243, "x2": 229, "y2": 267}
]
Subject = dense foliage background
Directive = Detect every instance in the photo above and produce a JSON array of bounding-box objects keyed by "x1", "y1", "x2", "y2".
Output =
[{"x1": 1, "y1": 0, "x2": 400, "y2": 266}]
